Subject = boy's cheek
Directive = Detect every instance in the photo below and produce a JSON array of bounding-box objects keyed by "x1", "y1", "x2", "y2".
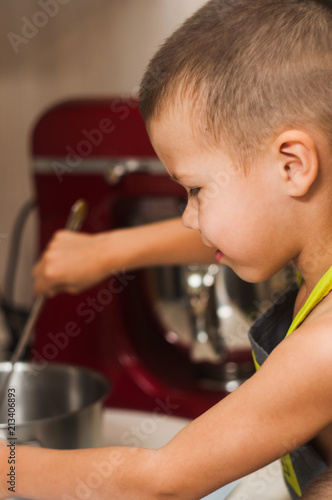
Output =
[
  {"x1": 199, "y1": 184, "x2": 221, "y2": 208},
  {"x1": 203, "y1": 184, "x2": 221, "y2": 201},
  {"x1": 202, "y1": 171, "x2": 235, "y2": 202}
]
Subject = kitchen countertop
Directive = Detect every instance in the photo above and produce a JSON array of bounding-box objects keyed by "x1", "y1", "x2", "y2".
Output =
[
  {"x1": 226, "y1": 464, "x2": 291, "y2": 500},
  {"x1": 102, "y1": 408, "x2": 291, "y2": 500}
]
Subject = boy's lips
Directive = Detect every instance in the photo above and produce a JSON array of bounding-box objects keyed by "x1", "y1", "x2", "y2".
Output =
[
  {"x1": 215, "y1": 250, "x2": 224, "y2": 262},
  {"x1": 200, "y1": 235, "x2": 223, "y2": 261}
]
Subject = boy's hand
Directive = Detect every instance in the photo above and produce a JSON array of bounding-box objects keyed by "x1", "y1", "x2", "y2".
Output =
[{"x1": 33, "y1": 230, "x2": 117, "y2": 297}]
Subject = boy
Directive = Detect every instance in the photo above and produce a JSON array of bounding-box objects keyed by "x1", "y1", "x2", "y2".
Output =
[{"x1": 10, "y1": 0, "x2": 332, "y2": 498}]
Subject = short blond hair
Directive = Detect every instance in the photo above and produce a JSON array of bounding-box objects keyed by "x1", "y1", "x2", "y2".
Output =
[
  {"x1": 302, "y1": 470, "x2": 332, "y2": 499},
  {"x1": 139, "y1": 0, "x2": 332, "y2": 164}
]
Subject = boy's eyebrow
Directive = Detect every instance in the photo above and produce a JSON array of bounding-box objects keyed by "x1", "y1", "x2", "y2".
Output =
[
  {"x1": 170, "y1": 173, "x2": 192, "y2": 185},
  {"x1": 171, "y1": 174, "x2": 189, "y2": 183}
]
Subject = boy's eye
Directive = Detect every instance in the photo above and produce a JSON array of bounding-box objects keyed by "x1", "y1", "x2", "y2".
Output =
[{"x1": 188, "y1": 187, "x2": 200, "y2": 199}]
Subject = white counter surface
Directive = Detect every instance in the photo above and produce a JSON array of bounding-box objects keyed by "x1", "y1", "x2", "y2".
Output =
[{"x1": 102, "y1": 408, "x2": 291, "y2": 500}]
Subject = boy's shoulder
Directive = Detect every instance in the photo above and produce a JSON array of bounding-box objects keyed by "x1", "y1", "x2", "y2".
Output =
[
  {"x1": 281, "y1": 290, "x2": 332, "y2": 364},
  {"x1": 295, "y1": 288, "x2": 332, "y2": 339}
]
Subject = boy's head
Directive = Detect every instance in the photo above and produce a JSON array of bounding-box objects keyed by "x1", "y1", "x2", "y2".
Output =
[
  {"x1": 139, "y1": 0, "x2": 332, "y2": 284},
  {"x1": 139, "y1": 0, "x2": 332, "y2": 165}
]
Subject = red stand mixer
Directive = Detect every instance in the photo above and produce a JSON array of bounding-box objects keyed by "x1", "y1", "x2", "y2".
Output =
[{"x1": 30, "y1": 98, "x2": 258, "y2": 419}]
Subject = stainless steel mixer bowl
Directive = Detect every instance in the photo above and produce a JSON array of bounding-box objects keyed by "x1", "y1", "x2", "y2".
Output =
[{"x1": 0, "y1": 361, "x2": 110, "y2": 449}]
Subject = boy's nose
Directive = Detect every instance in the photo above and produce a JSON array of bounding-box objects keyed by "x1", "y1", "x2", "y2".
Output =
[{"x1": 182, "y1": 203, "x2": 200, "y2": 231}]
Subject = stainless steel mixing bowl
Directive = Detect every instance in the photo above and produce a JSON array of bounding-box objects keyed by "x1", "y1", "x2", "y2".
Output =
[{"x1": 0, "y1": 361, "x2": 110, "y2": 449}]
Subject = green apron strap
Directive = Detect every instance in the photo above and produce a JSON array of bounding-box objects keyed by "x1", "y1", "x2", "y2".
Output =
[
  {"x1": 285, "y1": 265, "x2": 332, "y2": 337},
  {"x1": 281, "y1": 265, "x2": 332, "y2": 497},
  {"x1": 252, "y1": 265, "x2": 332, "y2": 498}
]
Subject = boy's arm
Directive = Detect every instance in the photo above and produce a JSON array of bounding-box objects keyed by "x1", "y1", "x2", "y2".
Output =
[
  {"x1": 3, "y1": 316, "x2": 332, "y2": 499},
  {"x1": 33, "y1": 217, "x2": 216, "y2": 296}
]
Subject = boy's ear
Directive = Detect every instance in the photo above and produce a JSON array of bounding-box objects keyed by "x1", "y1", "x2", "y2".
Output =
[{"x1": 273, "y1": 130, "x2": 319, "y2": 197}]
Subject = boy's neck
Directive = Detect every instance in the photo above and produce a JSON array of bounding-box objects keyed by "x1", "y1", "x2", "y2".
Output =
[{"x1": 293, "y1": 227, "x2": 332, "y2": 312}]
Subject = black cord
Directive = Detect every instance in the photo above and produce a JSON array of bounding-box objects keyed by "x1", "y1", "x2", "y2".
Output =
[
  {"x1": 0, "y1": 199, "x2": 36, "y2": 356},
  {"x1": 4, "y1": 199, "x2": 36, "y2": 303}
]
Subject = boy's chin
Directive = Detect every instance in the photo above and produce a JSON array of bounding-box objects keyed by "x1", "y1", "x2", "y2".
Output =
[{"x1": 228, "y1": 264, "x2": 279, "y2": 284}]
